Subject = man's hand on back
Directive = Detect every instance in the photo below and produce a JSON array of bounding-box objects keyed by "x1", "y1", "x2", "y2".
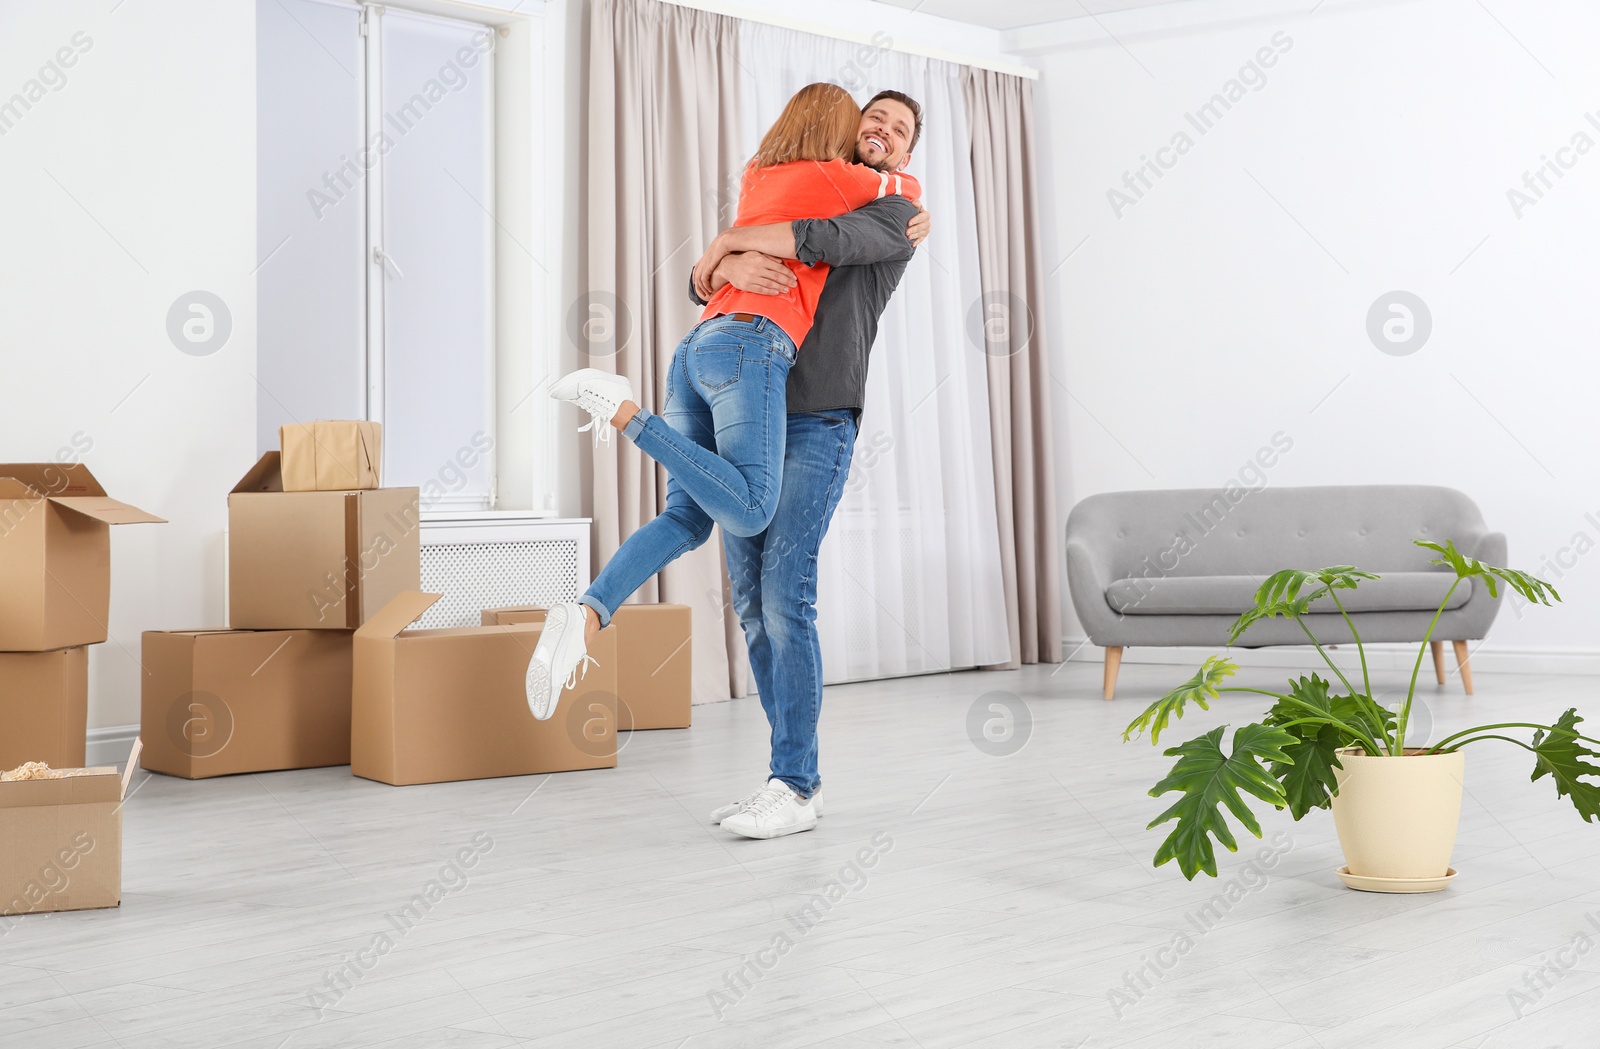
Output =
[
  {"x1": 713, "y1": 252, "x2": 797, "y2": 297},
  {"x1": 907, "y1": 202, "x2": 931, "y2": 248}
]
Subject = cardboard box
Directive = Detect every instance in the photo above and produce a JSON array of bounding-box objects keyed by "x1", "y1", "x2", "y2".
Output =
[
  {"x1": 0, "y1": 740, "x2": 141, "y2": 919},
  {"x1": 228, "y1": 453, "x2": 420, "y2": 630},
  {"x1": 355, "y1": 593, "x2": 619, "y2": 786},
  {"x1": 0, "y1": 648, "x2": 89, "y2": 770},
  {"x1": 482, "y1": 604, "x2": 691, "y2": 730},
  {"x1": 140, "y1": 629, "x2": 354, "y2": 779},
  {"x1": 280, "y1": 420, "x2": 382, "y2": 492},
  {"x1": 0, "y1": 463, "x2": 165, "y2": 650}
]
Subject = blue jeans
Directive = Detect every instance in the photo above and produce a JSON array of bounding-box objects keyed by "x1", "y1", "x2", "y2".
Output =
[
  {"x1": 725, "y1": 409, "x2": 859, "y2": 798},
  {"x1": 581, "y1": 315, "x2": 796, "y2": 626}
]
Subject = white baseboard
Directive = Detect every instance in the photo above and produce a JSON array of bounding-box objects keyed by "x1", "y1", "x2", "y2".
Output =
[
  {"x1": 1063, "y1": 637, "x2": 1600, "y2": 677},
  {"x1": 86, "y1": 726, "x2": 141, "y2": 768}
]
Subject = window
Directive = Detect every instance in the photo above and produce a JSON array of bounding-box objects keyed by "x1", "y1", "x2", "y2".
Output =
[{"x1": 257, "y1": 0, "x2": 545, "y2": 513}]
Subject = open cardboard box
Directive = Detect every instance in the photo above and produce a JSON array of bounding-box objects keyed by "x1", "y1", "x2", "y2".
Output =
[
  {"x1": 355, "y1": 593, "x2": 619, "y2": 786},
  {"x1": 280, "y1": 420, "x2": 382, "y2": 492},
  {"x1": 0, "y1": 463, "x2": 165, "y2": 650},
  {"x1": 228, "y1": 452, "x2": 419, "y2": 630},
  {"x1": 0, "y1": 647, "x2": 89, "y2": 770},
  {"x1": 141, "y1": 629, "x2": 354, "y2": 779},
  {"x1": 0, "y1": 739, "x2": 142, "y2": 920},
  {"x1": 482, "y1": 604, "x2": 691, "y2": 730}
]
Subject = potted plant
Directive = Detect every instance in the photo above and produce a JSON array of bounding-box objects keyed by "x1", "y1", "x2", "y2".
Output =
[{"x1": 1122, "y1": 539, "x2": 1596, "y2": 892}]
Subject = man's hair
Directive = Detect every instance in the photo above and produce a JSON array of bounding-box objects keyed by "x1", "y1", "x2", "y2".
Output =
[{"x1": 864, "y1": 90, "x2": 923, "y2": 154}]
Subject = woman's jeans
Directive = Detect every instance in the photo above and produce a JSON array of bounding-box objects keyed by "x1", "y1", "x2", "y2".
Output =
[{"x1": 580, "y1": 315, "x2": 796, "y2": 627}]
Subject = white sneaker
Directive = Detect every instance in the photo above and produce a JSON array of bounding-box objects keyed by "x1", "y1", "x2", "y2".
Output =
[
  {"x1": 721, "y1": 779, "x2": 819, "y2": 839},
  {"x1": 525, "y1": 603, "x2": 598, "y2": 721},
  {"x1": 711, "y1": 784, "x2": 825, "y2": 824},
  {"x1": 551, "y1": 368, "x2": 634, "y2": 447}
]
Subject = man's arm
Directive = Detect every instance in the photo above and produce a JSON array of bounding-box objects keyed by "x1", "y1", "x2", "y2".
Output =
[
  {"x1": 693, "y1": 197, "x2": 929, "y2": 295},
  {"x1": 714, "y1": 197, "x2": 927, "y2": 263},
  {"x1": 687, "y1": 252, "x2": 796, "y2": 306},
  {"x1": 792, "y1": 196, "x2": 925, "y2": 268}
]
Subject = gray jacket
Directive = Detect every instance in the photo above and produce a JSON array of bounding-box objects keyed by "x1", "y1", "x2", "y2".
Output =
[{"x1": 689, "y1": 195, "x2": 919, "y2": 415}]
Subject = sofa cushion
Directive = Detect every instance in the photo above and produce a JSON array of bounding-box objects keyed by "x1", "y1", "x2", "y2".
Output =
[{"x1": 1106, "y1": 573, "x2": 1472, "y2": 616}]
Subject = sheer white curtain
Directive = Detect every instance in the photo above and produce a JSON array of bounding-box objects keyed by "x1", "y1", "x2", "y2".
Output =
[{"x1": 736, "y1": 24, "x2": 1011, "y2": 681}]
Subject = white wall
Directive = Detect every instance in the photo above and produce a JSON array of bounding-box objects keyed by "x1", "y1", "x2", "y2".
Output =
[
  {"x1": 1029, "y1": 0, "x2": 1600, "y2": 658},
  {"x1": 0, "y1": 1, "x2": 257, "y2": 732}
]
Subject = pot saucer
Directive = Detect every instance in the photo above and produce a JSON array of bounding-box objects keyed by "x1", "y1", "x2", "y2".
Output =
[{"x1": 1335, "y1": 866, "x2": 1457, "y2": 893}]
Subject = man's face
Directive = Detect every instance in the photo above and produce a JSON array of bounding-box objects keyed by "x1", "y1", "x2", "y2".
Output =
[{"x1": 854, "y1": 99, "x2": 916, "y2": 173}]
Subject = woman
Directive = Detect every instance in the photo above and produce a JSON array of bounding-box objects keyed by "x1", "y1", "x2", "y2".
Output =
[{"x1": 527, "y1": 82, "x2": 921, "y2": 719}]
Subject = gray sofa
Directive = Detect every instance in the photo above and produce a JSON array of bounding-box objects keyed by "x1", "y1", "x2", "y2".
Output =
[{"x1": 1065, "y1": 485, "x2": 1505, "y2": 699}]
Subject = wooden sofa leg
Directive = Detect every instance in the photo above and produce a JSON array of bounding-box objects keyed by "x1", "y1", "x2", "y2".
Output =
[
  {"x1": 1430, "y1": 641, "x2": 1446, "y2": 685},
  {"x1": 1452, "y1": 640, "x2": 1474, "y2": 695},
  {"x1": 1103, "y1": 647, "x2": 1123, "y2": 702}
]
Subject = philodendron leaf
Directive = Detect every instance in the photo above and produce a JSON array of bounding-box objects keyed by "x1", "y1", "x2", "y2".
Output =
[
  {"x1": 1264, "y1": 675, "x2": 1345, "y2": 818},
  {"x1": 1124, "y1": 656, "x2": 1237, "y2": 745},
  {"x1": 1146, "y1": 723, "x2": 1295, "y2": 880},
  {"x1": 1416, "y1": 539, "x2": 1561, "y2": 607},
  {"x1": 1531, "y1": 708, "x2": 1600, "y2": 823},
  {"x1": 1271, "y1": 721, "x2": 1342, "y2": 819},
  {"x1": 1330, "y1": 692, "x2": 1396, "y2": 752},
  {"x1": 1232, "y1": 567, "x2": 1383, "y2": 643}
]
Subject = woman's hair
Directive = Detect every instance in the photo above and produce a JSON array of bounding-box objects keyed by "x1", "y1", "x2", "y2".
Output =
[{"x1": 750, "y1": 82, "x2": 861, "y2": 168}]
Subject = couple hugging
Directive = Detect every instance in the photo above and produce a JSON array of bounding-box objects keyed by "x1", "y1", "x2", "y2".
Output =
[{"x1": 529, "y1": 82, "x2": 928, "y2": 840}]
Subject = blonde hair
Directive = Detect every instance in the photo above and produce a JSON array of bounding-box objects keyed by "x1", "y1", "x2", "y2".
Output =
[{"x1": 750, "y1": 82, "x2": 861, "y2": 168}]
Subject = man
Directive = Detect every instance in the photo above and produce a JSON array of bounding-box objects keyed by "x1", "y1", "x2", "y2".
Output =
[{"x1": 692, "y1": 90, "x2": 927, "y2": 839}]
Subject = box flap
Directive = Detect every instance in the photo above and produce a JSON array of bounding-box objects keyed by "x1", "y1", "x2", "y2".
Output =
[
  {"x1": 0, "y1": 768, "x2": 121, "y2": 809},
  {"x1": 232, "y1": 452, "x2": 283, "y2": 494},
  {"x1": 0, "y1": 463, "x2": 106, "y2": 499},
  {"x1": 355, "y1": 592, "x2": 442, "y2": 641},
  {"x1": 48, "y1": 495, "x2": 166, "y2": 525},
  {"x1": 121, "y1": 738, "x2": 143, "y2": 799},
  {"x1": 0, "y1": 478, "x2": 42, "y2": 501}
]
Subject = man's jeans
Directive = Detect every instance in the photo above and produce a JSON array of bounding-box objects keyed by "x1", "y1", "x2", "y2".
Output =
[
  {"x1": 582, "y1": 315, "x2": 796, "y2": 626},
  {"x1": 725, "y1": 408, "x2": 859, "y2": 798}
]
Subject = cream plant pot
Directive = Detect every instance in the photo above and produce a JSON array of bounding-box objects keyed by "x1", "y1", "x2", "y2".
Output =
[{"x1": 1330, "y1": 748, "x2": 1465, "y2": 889}]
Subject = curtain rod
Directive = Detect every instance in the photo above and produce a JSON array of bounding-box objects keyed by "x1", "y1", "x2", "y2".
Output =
[{"x1": 657, "y1": 0, "x2": 1041, "y2": 80}]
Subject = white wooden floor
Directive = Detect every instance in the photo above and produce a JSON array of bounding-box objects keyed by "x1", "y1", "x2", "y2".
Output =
[{"x1": 4, "y1": 660, "x2": 1599, "y2": 1049}]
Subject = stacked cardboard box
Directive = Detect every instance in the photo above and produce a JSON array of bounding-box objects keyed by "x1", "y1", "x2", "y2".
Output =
[
  {"x1": 142, "y1": 422, "x2": 622, "y2": 785},
  {"x1": 481, "y1": 604, "x2": 692, "y2": 730},
  {"x1": 142, "y1": 425, "x2": 413, "y2": 778},
  {"x1": 0, "y1": 464, "x2": 164, "y2": 770}
]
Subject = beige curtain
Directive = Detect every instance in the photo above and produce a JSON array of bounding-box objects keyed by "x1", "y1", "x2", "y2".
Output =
[
  {"x1": 963, "y1": 68, "x2": 1065, "y2": 667},
  {"x1": 584, "y1": 0, "x2": 749, "y2": 701}
]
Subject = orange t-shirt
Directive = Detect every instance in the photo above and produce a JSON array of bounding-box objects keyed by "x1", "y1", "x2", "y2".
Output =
[{"x1": 702, "y1": 159, "x2": 921, "y2": 348}]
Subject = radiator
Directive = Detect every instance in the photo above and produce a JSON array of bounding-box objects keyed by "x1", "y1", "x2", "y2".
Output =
[{"x1": 417, "y1": 515, "x2": 591, "y2": 629}]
